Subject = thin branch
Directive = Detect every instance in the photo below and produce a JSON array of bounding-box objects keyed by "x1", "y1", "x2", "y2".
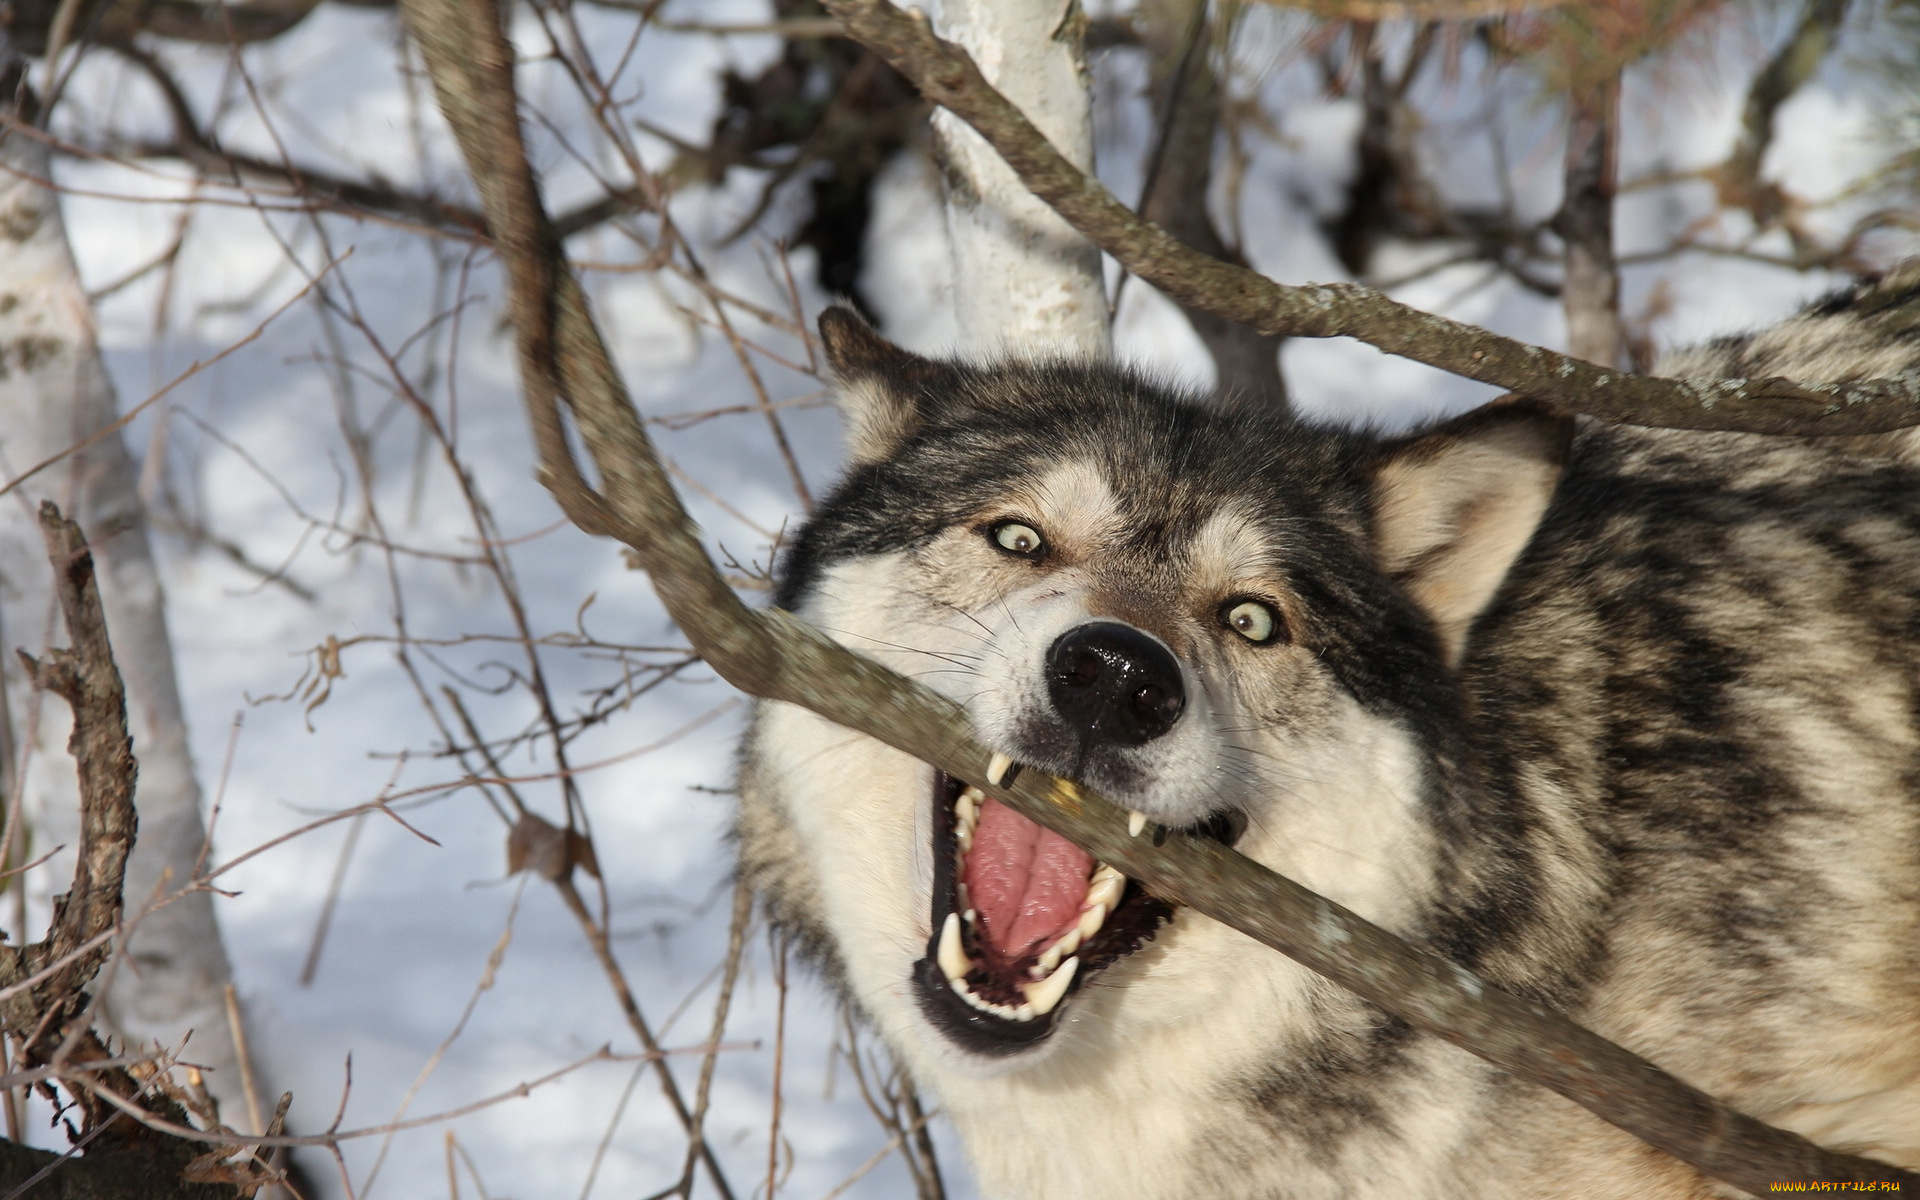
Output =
[
  {"x1": 391, "y1": 0, "x2": 1920, "y2": 1193},
  {"x1": 654, "y1": 17, "x2": 845, "y2": 37},
  {"x1": 1717, "y1": 0, "x2": 1851, "y2": 229},
  {"x1": 0, "y1": 245, "x2": 344, "y2": 503},
  {"x1": 72, "y1": 1043, "x2": 748, "y2": 1149},
  {"x1": 823, "y1": 0, "x2": 1920, "y2": 436},
  {"x1": 897, "y1": 1074, "x2": 945, "y2": 1200},
  {"x1": 672, "y1": 879, "x2": 754, "y2": 1200},
  {"x1": 551, "y1": 877, "x2": 739, "y2": 1200}
]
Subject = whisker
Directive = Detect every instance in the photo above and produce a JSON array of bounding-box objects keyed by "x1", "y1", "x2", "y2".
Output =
[{"x1": 814, "y1": 625, "x2": 987, "y2": 670}]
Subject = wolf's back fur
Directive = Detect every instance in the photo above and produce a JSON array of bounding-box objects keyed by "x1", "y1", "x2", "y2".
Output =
[{"x1": 737, "y1": 266, "x2": 1920, "y2": 1199}]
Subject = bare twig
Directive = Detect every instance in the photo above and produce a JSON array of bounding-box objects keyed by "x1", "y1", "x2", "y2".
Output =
[
  {"x1": 898, "y1": 1078, "x2": 945, "y2": 1200},
  {"x1": 442, "y1": 680, "x2": 737, "y2": 1200},
  {"x1": 71, "y1": 1042, "x2": 748, "y2": 1149},
  {"x1": 764, "y1": 929, "x2": 788, "y2": 1200},
  {"x1": 0, "y1": 247, "x2": 344, "y2": 503},
  {"x1": 672, "y1": 879, "x2": 754, "y2": 1200},
  {"x1": 550, "y1": 877, "x2": 738, "y2": 1200}
]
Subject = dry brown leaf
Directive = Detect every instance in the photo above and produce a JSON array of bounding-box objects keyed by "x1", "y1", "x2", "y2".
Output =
[{"x1": 506, "y1": 811, "x2": 598, "y2": 881}]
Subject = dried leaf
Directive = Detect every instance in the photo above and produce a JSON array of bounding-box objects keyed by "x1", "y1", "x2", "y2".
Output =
[
  {"x1": 568, "y1": 828, "x2": 601, "y2": 879},
  {"x1": 506, "y1": 811, "x2": 595, "y2": 881},
  {"x1": 184, "y1": 1146, "x2": 282, "y2": 1196}
]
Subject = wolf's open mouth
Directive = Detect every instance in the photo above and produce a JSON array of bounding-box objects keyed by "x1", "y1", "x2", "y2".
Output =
[{"x1": 913, "y1": 771, "x2": 1180, "y2": 1055}]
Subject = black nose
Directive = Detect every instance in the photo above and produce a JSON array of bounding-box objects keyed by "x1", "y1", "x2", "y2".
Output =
[{"x1": 1046, "y1": 622, "x2": 1187, "y2": 745}]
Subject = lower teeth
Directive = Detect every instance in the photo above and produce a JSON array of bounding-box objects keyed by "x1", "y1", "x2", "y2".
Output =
[{"x1": 942, "y1": 780, "x2": 1123, "y2": 1021}]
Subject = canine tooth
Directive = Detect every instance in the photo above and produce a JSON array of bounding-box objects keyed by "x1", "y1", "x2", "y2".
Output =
[
  {"x1": 938, "y1": 913, "x2": 971, "y2": 981},
  {"x1": 1023, "y1": 956, "x2": 1079, "y2": 1016},
  {"x1": 986, "y1": 752, "x2": 1014, "y2": 786},
  {"x1": 1076, "y1": 904, "x2": 1106, "y2": 940},
  {"x1": 1128, "y1": 810, "x2": 1148, "y2": 837}
]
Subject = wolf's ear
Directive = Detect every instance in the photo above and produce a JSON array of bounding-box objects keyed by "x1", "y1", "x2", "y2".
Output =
[
  {"x1": 818, "y1": 306, "x2": 958, "y2": 466},
  {"x1": 1369, "y1": 402, "x2": 1573, "y2": 665}
]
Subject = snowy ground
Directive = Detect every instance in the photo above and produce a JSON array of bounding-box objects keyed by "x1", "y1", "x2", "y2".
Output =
[{"x1": 15, "y1": 1, "x2": 1914, "y2": 1197}]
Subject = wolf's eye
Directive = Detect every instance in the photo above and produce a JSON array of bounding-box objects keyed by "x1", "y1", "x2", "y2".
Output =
[
  {"x1": 989, "y1": 521, "x2": 1045, "y2": 559},
  {"x1": 1222, "y1": 599, "x2": 1281, "y2": 644}
]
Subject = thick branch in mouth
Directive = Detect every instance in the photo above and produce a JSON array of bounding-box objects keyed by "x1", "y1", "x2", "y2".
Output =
[{"x1": 914, "y1": 770, "x2": 1175, "y2": 1053}]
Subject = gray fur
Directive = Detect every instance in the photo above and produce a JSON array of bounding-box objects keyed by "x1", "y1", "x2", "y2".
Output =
[{"x1": 737, "y1": 269, "x2": 1920, "y2": 1199}]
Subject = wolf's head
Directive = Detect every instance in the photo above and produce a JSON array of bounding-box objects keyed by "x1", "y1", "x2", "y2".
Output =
[{"x1": 742, "y1": 308, "x2": 1569, "y2": 1069}]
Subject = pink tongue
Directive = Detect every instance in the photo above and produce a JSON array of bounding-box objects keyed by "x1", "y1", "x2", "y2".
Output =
[{"x1": 963, "y1": 797, "x2": 1095, "y2": 963}]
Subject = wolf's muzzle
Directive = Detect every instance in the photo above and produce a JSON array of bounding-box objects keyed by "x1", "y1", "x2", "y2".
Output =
[{"x1": 1046, "y1": 622, "x2": 1186, "y2": 744}]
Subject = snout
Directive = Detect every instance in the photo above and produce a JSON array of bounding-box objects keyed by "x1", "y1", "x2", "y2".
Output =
[{"x1": 1046, "y1": 622, "x2": 1186, "y2": 744}]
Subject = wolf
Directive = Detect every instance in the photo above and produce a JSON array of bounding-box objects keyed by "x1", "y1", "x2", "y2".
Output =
[{"x1": 736, "y1": 264, "x2": 1920, "y2": 1200}]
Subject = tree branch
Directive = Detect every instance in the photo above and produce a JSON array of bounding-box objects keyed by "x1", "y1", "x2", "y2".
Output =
[
  {"x1": 3, "y1": 505, "x2": 137, "y2": 1040},
  {"x1": 1717, "y1": 0, "x2": 1851, "y2": 231},
  {"x1": 823, "y1": 0, "x2": 1920, "y2": 436},
  {"x1": 0, "y1": 505, "x2": 255, "y2": 1197},
  {"x1": 1555, "y1": 68, "x2": 1624, "y2": 367},
  {"x1": 24, "y1": 505, "x2": 136, "y2": 990},
  {"x1": 101, "y1": 40, "x2": 639, "y2": 243},
  {"x1": 6, "y1": 0, "x2": 326, "y2": 56},
  {"x1": 389, "y1": 0, "x2": 1920, "y2": 1193}
]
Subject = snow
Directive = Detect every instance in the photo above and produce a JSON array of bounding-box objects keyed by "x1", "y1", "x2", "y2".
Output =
[{"x1": 14, "y1": 3, "x2": 1915, "y2": 1197}]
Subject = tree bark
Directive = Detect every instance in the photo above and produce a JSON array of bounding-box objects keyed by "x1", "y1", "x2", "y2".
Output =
[
  {"x1": 932, "y1": 0, "x2": 1110, "y2": 355},
  {"x1": 1555, "y1": 73, "x2": 1625, "y2": 368},
  {"x1": 0, "y1": 1136, "x2": 242, "y2": 1199},
  {"x1": 0, "y1": 120, "x2": 256, "y2": 1126}
]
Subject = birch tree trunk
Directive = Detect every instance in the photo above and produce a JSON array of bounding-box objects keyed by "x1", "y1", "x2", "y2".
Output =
[
  {"x1": 1556, "y1": 75, "x2": 1625, "y2": 369},
  {"x1": 0, "y1": 121, "x2": 257, "y2": 1126},
  {"x1": 932, "y1": 0, "x2": 1110, "y2": 355}
]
